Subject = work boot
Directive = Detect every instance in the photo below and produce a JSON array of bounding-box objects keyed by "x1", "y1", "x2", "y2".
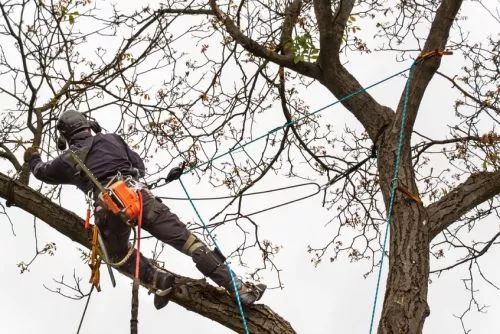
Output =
[
  {"x1": 151, "y1": 270, "x2": 175, "y2": 310},
  {"x1": 233, "y1": 279, "x2": 267, "y2": 306}
]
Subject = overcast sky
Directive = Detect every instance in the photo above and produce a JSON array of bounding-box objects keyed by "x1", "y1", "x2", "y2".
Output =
[{"x1": 1, "y1": 1, "x2": 499, "y2": 334}]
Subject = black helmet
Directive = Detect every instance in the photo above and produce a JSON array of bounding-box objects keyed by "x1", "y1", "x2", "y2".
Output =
[
  {"x1": 56, "y1": 110, "x2": 101, "y2": 150},
  {"x1": 56, "y1": 110, "x2": 90, "y2": 138}
]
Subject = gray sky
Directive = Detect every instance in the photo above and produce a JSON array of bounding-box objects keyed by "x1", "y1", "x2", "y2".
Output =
[{"x1": 0, "y1": 1, "x2": 499, "y2": 333}]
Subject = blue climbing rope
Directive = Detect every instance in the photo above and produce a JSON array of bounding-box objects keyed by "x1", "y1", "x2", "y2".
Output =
[
  {"x1": 179, "y1": 179, "x2": 251, "y2": 334},
  {"x1": 182, "y1": 66, "x2": 413, "y2": 175},
  {"x1": 368, "y1": 62, "x2": 417, "y2": 334}
]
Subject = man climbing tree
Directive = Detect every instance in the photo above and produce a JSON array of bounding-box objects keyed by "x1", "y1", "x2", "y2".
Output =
[
  {"x1": 24, "y1": 110, "x2": 266, "y2": 308},
  {"x1": 0, "y1": 0, "x2": 499, "y2": 333}
]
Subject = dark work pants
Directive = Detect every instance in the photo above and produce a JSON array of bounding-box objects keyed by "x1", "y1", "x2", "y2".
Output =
[{"x1": 96, "y1": 188, "x2": 232, "y2": 289}]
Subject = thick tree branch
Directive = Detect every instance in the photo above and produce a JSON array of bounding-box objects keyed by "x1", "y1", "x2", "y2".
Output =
[
  {"x1": 311, "y1": 0, "x2": 394, "y2": 141},
  {"x1": 319, "y1": 65, "x2": 395, "y2": 140},
  {"x1": 208, "y1": 0, "x2": 321, "y2": 79},
  {"x1": 428, "y1": 169, "x2": 500, "y2": 240},
  {"x1": 394, "y1": 0, "x2": 463, "y2": 138},
  {"x1": 313, "y1": 0, "x2": 355, "y2": 63},
  {"x1": 313, "y1": 0, "x2": 334, "y2": 63},
  {"x1": 0, "y1": 173, "x2": 295, "y2": 333}
]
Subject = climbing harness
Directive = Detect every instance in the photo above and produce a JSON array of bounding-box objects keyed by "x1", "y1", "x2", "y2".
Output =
[
  {"x1": 69, "y1": 149, "x2": 147, "y2": 333},
  {"x1": 69, "y1": 151, "x2": 138, "y2": 266},
  {"x1": 69, "y1": 149, "x2": 141, "y2": 226}
]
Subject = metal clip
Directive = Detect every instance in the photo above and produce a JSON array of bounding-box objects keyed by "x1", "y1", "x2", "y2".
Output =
[{"x1": 85, "y1": 190, "x2": 93, "y2": 204}]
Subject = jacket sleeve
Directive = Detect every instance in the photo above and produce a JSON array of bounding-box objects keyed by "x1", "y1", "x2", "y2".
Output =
[{"x1": 28, "y1": 154, "x2": 75, "y2": 185}]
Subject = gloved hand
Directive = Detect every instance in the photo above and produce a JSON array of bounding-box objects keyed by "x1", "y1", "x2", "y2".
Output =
[
  {"x1": 23, "y1": 146, "x2": 40, "y2": 163},
  {"x1": 164, "y1": 166, "x2": 184, "y2": 183}
]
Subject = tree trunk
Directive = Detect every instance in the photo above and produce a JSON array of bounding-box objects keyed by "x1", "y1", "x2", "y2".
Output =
[
  {"x1": 0, "y1": 172, "x2": 295, "y2": 334},
  {"x1": 377, "y1": 136, "x2": 431, "y2": 333},
  {"x1": 378, "y1": 198, "x2": 430, "y2": 333}
]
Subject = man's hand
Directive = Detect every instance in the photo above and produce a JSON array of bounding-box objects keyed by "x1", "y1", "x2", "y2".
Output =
[{"x1": 23, "y1": 146, "x2": 40, "y2": 163}]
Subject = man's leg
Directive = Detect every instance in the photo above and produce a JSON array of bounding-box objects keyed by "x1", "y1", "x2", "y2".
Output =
[
  {"x1": 140, "y1": 189, "x2": 266, "y2": 306},
  {"x1": 95, "y1": 205, "x2": 174, "y2": 307}
]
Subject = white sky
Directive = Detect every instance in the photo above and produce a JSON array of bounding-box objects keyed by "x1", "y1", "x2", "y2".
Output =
[{"x1": 0, "y1": 1, "x2": 499, "y2": 334}]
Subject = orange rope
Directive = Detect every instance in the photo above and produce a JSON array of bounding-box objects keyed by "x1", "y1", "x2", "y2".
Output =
[
  {"x1": 417, "y1": 49, "x2": 453, "y2": 61},
  {"x1": 84, "y1": 208, "x2": 91, "y2": 230},
  {"x1": 134, "y1": 191, "x2": 143, "y2": 279},
  {"x1": 131, "y1": 190, "x2": 143, "y2": 334},
  {"x1": 89, "y1": 226, "x2": 101, "y2": 292}
]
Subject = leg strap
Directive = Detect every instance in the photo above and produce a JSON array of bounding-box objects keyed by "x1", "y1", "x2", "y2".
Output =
[{"x1": 181, "y1": 233, "x2": 205, "y2": 256}]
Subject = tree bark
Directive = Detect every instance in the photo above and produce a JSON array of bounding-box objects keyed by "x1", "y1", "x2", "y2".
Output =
[
  {"x1": 0, "y1": 172, "x2": 295, "y2": 334},
  {"x1": 378, "y1": 202, "x2": 430, "y2": 333},
  {"x1": 375, "y1": 120, "x2": 431, "y2": 332}
]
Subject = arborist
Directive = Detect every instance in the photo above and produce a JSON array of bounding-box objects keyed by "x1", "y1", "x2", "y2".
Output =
[{"x1": 23, "y1": 110, "x2": 266, "y2": 309}]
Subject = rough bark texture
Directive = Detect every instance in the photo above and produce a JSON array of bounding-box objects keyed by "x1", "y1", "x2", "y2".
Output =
[
  {"x1": 377, "y1": 140, "x2": 431, "y2": 333},
  {"x1": 0, "y1": 172, "x2": 295, "y2": 334}
]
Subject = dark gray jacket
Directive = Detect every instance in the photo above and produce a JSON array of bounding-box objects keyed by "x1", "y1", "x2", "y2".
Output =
[{"x1": 29, "y1": 131, "x2": 145, "y2": 193}]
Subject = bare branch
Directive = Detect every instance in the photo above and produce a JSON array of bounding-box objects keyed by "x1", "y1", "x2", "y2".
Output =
[{"x1": 437, "y1": 71, "x2": 500, "y2": 114}]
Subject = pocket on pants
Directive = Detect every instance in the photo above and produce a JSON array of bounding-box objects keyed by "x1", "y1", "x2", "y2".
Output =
[{"x1": 144, "y1": 196, "x2": 165, "y2": 223}]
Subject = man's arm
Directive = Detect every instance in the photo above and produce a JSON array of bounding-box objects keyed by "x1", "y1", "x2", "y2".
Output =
[{"x1": 28, "y1": 154, "x2": 75, "y2": 185}]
